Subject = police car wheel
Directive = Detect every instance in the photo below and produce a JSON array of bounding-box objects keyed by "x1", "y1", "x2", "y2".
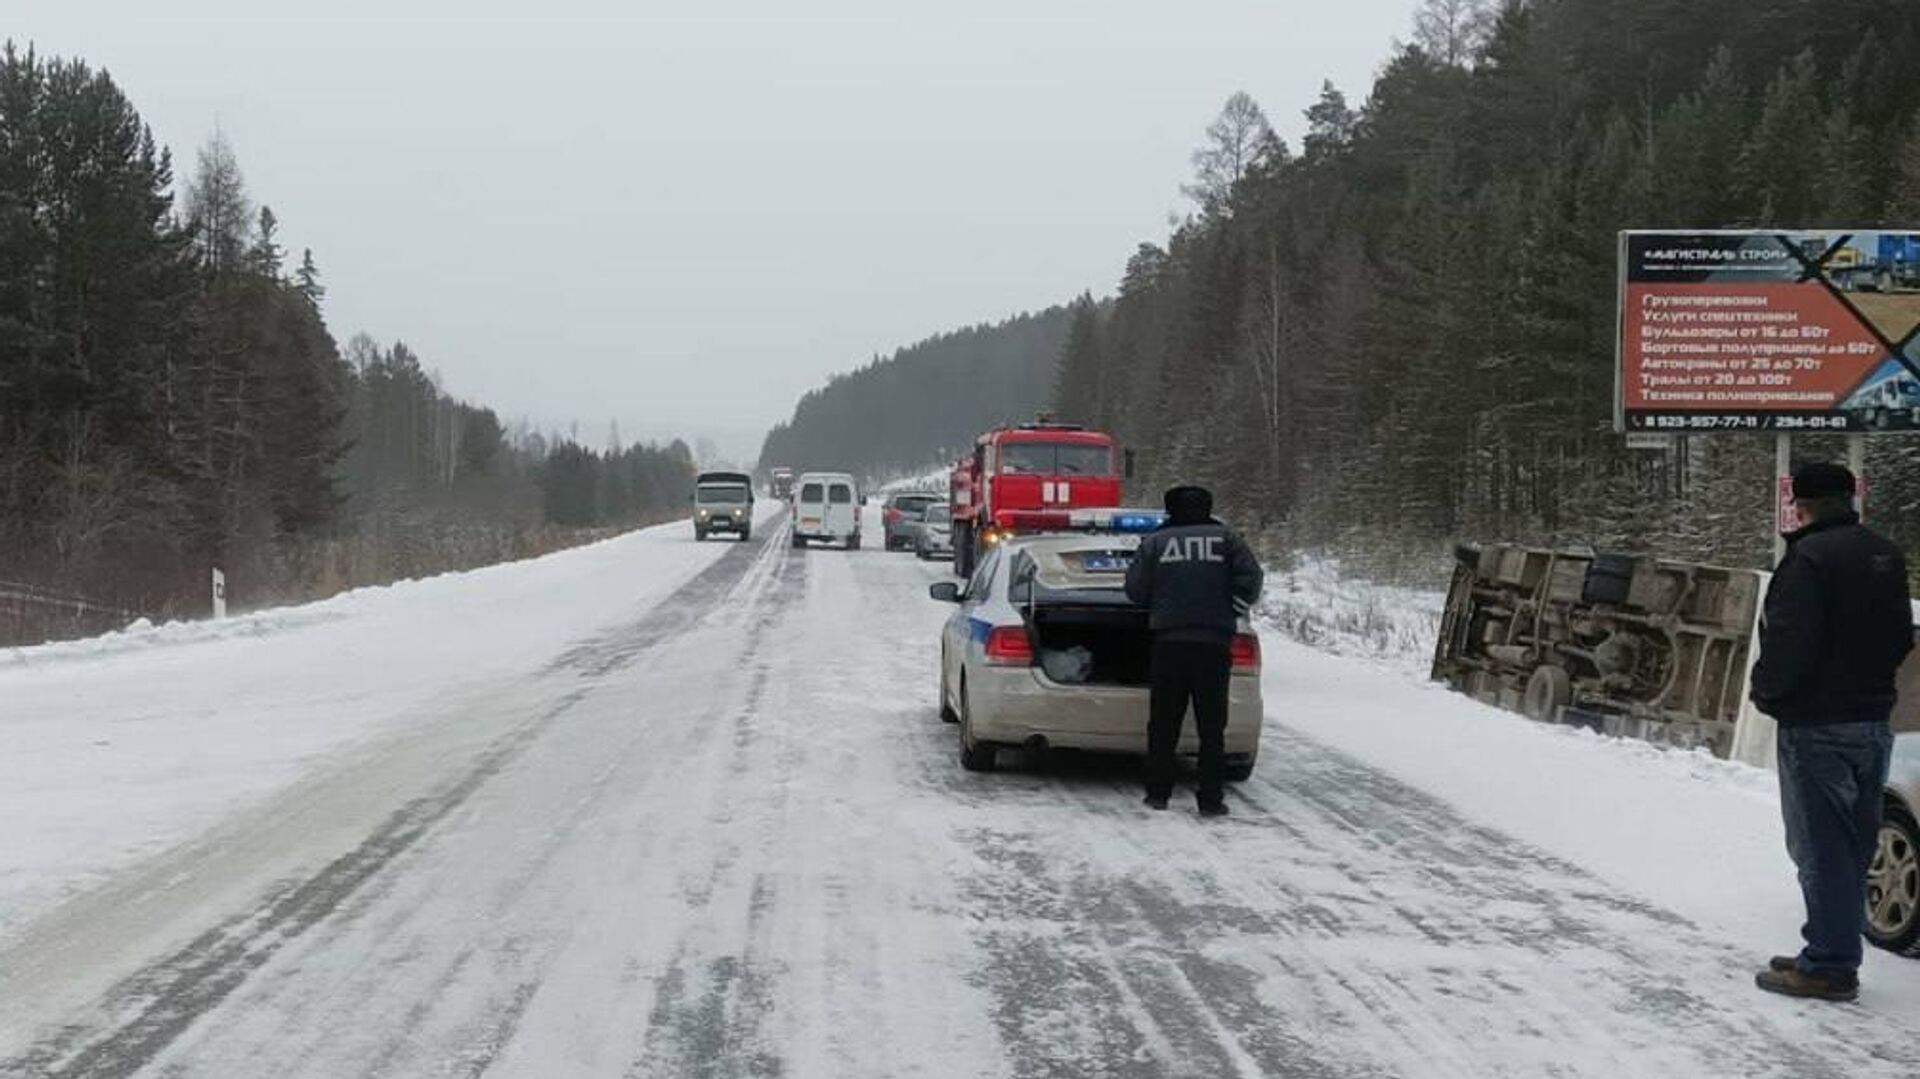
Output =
[
  {"x1": 1223, "y1": 758, "x2": 1255, "y2": 783},
  {"x1": 939, "y1": 647, "x2": 960, "y2": 723},
  {"x1": 958, "y1": 680, "x2": 997, "y2": 772},
  {"x1": 740, "y1": 529, "x2": 751, "y2": 542}
]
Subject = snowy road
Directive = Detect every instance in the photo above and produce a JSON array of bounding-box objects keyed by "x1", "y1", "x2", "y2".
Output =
[{"x1": 5, "y1": 518, "x2": 1920, "y2": 1077}]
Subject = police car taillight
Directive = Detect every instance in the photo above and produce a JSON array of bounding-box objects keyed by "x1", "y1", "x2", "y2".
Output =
[
  {"x1": 1230, "y1": 633, "x2": 1261, "y2": 673},
  {"x1": 984, "y1": 626, "x2": 1034, "y2": 666}
]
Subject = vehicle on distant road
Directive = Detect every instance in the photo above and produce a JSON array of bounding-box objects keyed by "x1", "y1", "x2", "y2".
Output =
[
  {"x1": 949, "y1": 418, "x2": 1127, "y2": 578},
  {"x1": 882, "y1": 491, "x2": 942, "y2": 550},
  {"x1": 692, "y1": 471, "x2": 755, "y2": 542},
  {"x1": 929, "y1": 512, "x2": 1262, "y2": 775},
  {"x1": 792, "y1": 472, "x2": 861, "y2": 549},
  {"x1": 769, "y1": 466, "x2": 795, "y2": 500},
  {"x1": 916, "y1": 503, "x2": 954, "y2": 560}
]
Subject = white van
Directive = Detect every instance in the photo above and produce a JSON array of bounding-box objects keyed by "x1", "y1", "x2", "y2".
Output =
[{"x1": 792, "y1": 472, "x2": 862, "y2": 549}]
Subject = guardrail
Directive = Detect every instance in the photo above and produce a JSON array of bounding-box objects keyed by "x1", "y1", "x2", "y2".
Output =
[{"x1": 0, "y1": 580, "x2": 148, "y2": 619}]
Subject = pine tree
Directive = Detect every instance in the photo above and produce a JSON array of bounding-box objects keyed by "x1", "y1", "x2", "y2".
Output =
[
  {"x1": 1741, "y1": 51, "x2": 1825, "y2": 223},
  {"x1": 250, "y1": 205, "x2": 283, "y2": 278},
  {"x1": 295, "y1": 248, "x2": 324, "y2": 309},
  {"x1": 1653, "y1": 47, "x2": 1748, "y2": 226},
  {"x1": 1301, "y1": 82, "x2": 1358, "y2": 163},
  {"x1": 1051, "y1": 296, "x2": 1104, "y2": 423}
]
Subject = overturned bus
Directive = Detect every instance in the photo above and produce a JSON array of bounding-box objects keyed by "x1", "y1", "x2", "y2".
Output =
[
  {"x1": 1431, "y1": 544, "x2": 1765, "y2": 760},
  {"x1": 1434, "y1": 543, "x2": 1920, "y2": 767}
]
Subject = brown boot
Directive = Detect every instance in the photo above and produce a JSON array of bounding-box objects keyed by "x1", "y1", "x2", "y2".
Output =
[
  {"x1": 1755, "y1": 965, "x2": 1859, "y2": 1002},
  {"x1": 1768, "y1": 955, "x2": 1796, "y2": 973}
]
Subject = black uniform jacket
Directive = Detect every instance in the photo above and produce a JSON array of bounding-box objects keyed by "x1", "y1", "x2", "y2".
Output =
[{"x1": 1124, "y1": 519, "x2": 1264, "y2": 644}]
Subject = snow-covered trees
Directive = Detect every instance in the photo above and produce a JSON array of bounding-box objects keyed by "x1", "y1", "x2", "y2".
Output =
[{"x1": 1053, "y1": 0, "x2": 1920, "y2": 573}]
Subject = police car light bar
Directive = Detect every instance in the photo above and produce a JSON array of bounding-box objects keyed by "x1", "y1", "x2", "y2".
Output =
[{"x1": 1073, "y1": 508, "x2": 1166, "y2": 533}]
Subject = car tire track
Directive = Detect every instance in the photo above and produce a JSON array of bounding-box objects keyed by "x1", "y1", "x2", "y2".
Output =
[{"x1": 2, "y1": 525, "x2": 788, "y2": 1079}]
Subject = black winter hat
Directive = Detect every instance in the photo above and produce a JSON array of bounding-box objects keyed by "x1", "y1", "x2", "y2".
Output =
[
  {"x1": 1791, "y1": 462, "x2": 1855, "y2": 500},
  {"x1": 1163, "y1": 484, "x2": 1213, "y2": 523}
]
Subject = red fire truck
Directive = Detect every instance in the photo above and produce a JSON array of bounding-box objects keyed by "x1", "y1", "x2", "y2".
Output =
[{"x1": 949, "y1": 420, "x2": 1126, "y2": 576}]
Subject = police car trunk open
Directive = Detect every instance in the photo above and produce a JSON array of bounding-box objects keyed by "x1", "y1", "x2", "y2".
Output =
[{"x1": 931, "y1": 508, "x2": 1263, "y2": 775}]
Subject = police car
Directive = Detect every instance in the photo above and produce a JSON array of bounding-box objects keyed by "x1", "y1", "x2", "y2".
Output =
[{"x1": 928, "y1": 508, "x2": 1263, "y2": 775}]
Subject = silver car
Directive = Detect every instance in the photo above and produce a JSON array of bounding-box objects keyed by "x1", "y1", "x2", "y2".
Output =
[
  {"x1": 1870, "y1": 731, "x2": 1920, "y2": 955},
  {"x1": 915, "y1": 503, "x2": 954, "y2": 560},
  {"x1": 928, "y1": 529, "x2": 1263, "y2": 775}
]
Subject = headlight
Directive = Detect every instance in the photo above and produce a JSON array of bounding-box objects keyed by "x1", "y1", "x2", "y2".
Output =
[{"x1": 698, "y1": 509, "x2": 709, "y2": 517}]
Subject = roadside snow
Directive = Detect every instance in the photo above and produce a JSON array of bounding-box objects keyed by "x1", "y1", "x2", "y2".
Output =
[
  {"x1": 1254, "y1": 555, "x2": 1920, "y2": 1014},
  {"x1": 1258, "y1": 633, "x2": 1920, "y2": 1019},
  {"x1": 1258, "y1": 555, "x2": 1442, "y2": 678},
  {"x1": 0, "y1": 510, "x2": 775, "y2": 941}
]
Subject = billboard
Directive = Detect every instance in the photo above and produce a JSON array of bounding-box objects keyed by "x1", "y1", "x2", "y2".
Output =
[{"x1": 1617, "y1": 230, "x2": 1920, "y2": 432}]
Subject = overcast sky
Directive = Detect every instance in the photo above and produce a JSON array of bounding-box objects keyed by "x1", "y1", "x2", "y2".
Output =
[{"x1": 15, "y1": 0, "x2": 1416, "y2": 462}]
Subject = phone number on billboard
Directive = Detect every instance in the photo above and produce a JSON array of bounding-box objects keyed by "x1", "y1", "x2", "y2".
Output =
[{"x1": 1634, "y1": 415, "x2": 1853, "y2": 431}]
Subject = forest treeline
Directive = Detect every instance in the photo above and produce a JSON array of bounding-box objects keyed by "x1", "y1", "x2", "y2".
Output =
[
  {"x1": 0, "y1": 44, "x2": 692, "y2": 643},
  {"x1": 1054, "y1": 0, "x2": 1920, "y2": 576},
  {"x1": 757, "y1": 308, "x2": 1071, "y2": 482}
]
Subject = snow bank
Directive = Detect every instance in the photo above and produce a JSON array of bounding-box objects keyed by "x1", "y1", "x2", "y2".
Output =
[{"x1": 1257, "y1": 555, "x2": 1442, "y2": 678}]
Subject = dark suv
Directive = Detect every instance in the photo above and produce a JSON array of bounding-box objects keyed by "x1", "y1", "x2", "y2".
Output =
[{"x1": 882, "y1": 491, "x2": 942, "y2": 551}]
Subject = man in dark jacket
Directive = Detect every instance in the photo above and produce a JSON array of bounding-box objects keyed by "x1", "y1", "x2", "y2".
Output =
[
  {"x1": 1124, "y1": 485, "x2": 1264, "y2": 816},
  {"x1": 1751, "y1": 461, "x2": 1912, "y2": 1002}
]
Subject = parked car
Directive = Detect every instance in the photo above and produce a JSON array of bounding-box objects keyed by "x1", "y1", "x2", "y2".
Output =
[
  {"x1": 929, "y1": 524, "x2": 1262, "y2": 775},
  {"x1": 792, "y1": 472, "x2": 861, "y2": 549},
  {"x1": 692, "y1": 471, "x2": 754, "y2": 542},
  {"x1": 1870, "y1": 731, "x2": 1920, "y2": 956},
  {"x1": 882, "y1": 491, "x2": 942, "y2": 551},
  {"x1": 916, "y1": 503, "x2": 954, "y2": 560}
]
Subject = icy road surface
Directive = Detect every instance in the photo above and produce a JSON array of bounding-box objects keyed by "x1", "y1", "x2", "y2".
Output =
[{"x1": 3, "y1": 518, "x2": 1920, "y2": 1077}]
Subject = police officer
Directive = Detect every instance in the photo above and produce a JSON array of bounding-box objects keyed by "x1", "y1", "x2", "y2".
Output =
[
  {"x1": 1751, "y1": 462, "x2": 1912, "y2": 1002},
  {"x1": 1124, "y1": 484, "x2": 1263, "y2": 816}
]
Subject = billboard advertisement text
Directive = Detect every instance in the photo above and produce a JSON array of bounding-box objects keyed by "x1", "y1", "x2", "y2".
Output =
[{"x1": 1617, "y1": 231, "x2": 1920, "y2": 432}]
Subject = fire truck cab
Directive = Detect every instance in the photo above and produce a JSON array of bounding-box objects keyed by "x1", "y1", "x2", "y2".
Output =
[{"x1": 950, "y1": 420, "x2": 1124, "y2": 577}]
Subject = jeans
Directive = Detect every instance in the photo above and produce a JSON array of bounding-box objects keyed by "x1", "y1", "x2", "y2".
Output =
[
  {"x1": 1777, "y1": 720, "x2": 1894, "y2": 974},
  {"x1": 1146, "y1": 639, "x2": 1230, "y2": 806}
]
